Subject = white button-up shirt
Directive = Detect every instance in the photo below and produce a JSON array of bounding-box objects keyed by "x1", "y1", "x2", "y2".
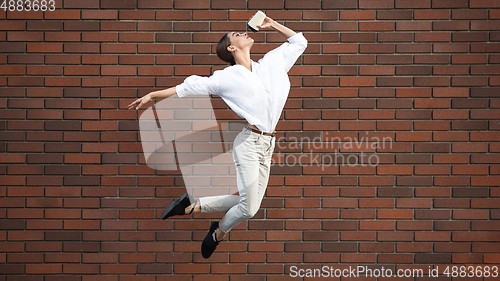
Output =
[{"x1": 175, "y1": 33, "x2": 308, "y2": 133}]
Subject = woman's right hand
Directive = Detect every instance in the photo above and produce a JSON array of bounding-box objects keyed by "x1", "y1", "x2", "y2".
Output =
[
  {"x1": 257, "y1": 16, "x2": 276, "y2": 30},
  {"x1": 127, "y1": 93, "x2": 152, "y2": 110}
]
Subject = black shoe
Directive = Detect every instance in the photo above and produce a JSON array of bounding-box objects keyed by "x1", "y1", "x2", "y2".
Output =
[
  {"x1": 201, "y1": 221, "x2": 220, "y2": 259},
  {"x1": 160, "y1": 192, "x2": 192, "y2": 219}
]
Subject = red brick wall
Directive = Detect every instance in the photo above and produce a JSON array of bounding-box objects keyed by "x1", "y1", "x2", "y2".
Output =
[{"x1": 1, "y1": 0, "x2": 500, "y2": 279}]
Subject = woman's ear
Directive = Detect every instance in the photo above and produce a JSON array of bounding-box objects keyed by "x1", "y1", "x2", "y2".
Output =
[{"x1": 227, "y1": 46, "x2": 235, "y2": 53}]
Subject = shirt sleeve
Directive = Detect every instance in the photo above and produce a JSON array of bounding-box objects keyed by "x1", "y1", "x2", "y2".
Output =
[
  {"x1": 175, "y1": 74, "x2": 219, "y2": 98},
  {"x1": 282, "y1": 32, "x2": 308, "y2": 71},
  {"x1": 262, "y1": 32, "x2": 308, "y2": 73}
]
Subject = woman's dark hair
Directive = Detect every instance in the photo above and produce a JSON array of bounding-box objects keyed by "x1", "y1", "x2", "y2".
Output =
[{"x1": 216, "y1": 33, "x2": 236, "y2": 65}]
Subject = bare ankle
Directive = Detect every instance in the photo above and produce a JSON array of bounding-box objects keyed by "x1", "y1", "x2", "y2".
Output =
[
  {"x1": 184, "y1": 201, "x2": 199, "y2": 214},
  {"x1": 214, "y1": 227, "x2": 226, "y2": 242}
]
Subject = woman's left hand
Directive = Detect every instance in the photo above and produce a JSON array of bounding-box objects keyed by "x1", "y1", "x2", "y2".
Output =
[
  {"x1": 127, "y1": 94, "x2": 152, "y2": 110},
  {"x1": 257, "y1": 16, "x2": 275, "y2": 30}
]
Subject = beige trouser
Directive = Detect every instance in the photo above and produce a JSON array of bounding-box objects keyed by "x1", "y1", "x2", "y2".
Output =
[{"x1": 199, "y1": 126, "x2": 275, "y2": 233}]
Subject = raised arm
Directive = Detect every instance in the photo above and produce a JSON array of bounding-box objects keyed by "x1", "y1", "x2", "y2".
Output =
[
  {"x1": 127, "y1": 86, "x2": 177, "y2": 110},
  {"x1": 255, "y1": 16, "x2": 307, "y2": 73},
  {"x1": 258, "y1": 16, "x2": 296, "y2": 39}
]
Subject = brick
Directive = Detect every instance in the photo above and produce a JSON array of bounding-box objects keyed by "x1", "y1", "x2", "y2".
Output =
[
  {"x1": 453, "y1": 32, "x2": 489, "y2": 43},
  {"x1": 99, "y1": 22, "x2": 135, "y2": 32},
  {"x1": 396, "y1": 65, "x2": 433, "y2": 76},
  {"x1": 396, "y1": 43, "x2": 432, "y2": 54},
  {"x1": 285, "y1": 0, "x2": 321, "y2": 9},
  {"x1": 414, "y1": 77, "x2": 450, "y2": 87},
  {"x1": 395, "y1": 0, "x2": 431, "y2": 8},
  {"x1": 210, "y1": 0, "x2": 245, "y2": 9},
  {"x1": 41, "y1": 9, "x2": 79, "y2": 20},
  {"x1": 398, "y1": 242, "x2": 432, "y2": 253},
  {"x1": 394, "y1": 110, "x2": 431, "y2": 120},
  {"x1": 135, "y1": 0, "x2": 172, "y2": 8},
  {"x1": 397, "y1": 21, "x2": 432, "y2": 31},
  {"x1": 26, "y1": 43, "x2": 64, "y2": 54},
  {"x1": 118, "y1": 11, "x2": 155, "y2": 21},
  {"x1": 433, "y1": 0, "x2": 468, "y2": 8},
  {"x1": 82, "y1": 10, "x2": 118, "y2": 20},
  {"x1": 45, "y1": 77, "x2": 81, "y2": 87},
  {"x1": 470, "y1": 88, "x2": 500, "y2": 97},
  {"x1": 471, "y1": 43, "x2": 498, "y2": 53},
  {"x1": 472, "y1": 20, "x2": 500, "y2": 31},
  {"x1": 0, "y1": 43, "x2": 26, "y2": 56},
  {"x1": 470, "y1": 0, "x2": 500, "y2": 8},
  {"x1": 433, "y1": 43, "x2": 469, "y2": 53},
  {"x1": 322, "y1": 0, "x2": 357, "y2": 9},
  {"x1": 414, "y1": 10, "x2": 449, "y2": 20},
  {"x1": 119, "y1": 33, "x2": 154, "y2": 43},
  {"x1": 452, "y1": 120, "x2": 488, "y2": 131},
  {"x1": 172, "y1": 0, "x2": 206, "y2": 9},
  {"x1": 358, "y1": 0, "x2": 393, "y2": 9},
  {"x1": 100, "y1": 44, "x2": 136, "y2": 54},
  {"x1": 36, "y1": 55, "x2": 78, "y2": 66},
  {"x1": 174, "y1": 22, "x2": 208, "y2": 32},
  {"x1": 340, "y1": 33, "x2": 376, "y2": 43},
  {"x1": 414, "y1": 99, "x2": 450, "y2": 108},
  {"x1": 62, "y1": 0, "x2": 98, "y2": 8},
  {"x1": 397, "y1": 176, "x2": 433, "y2": 186},
  {"x1": 432, "y1": 66, "x2": 469, "y2": 75},
  {"x1": 25, "y1": 264, "x2": 62, "y2": 274},
  {"x1": 415, "y1": 55, "x2": 450, "y2": 66},
  {"x1": 64, "y1": 43, "x2": 100, "y2": 53},
  {"x1": 436, "y1": 195, "x2": 473, "y2": 207},
  {"x1": 27, "y1": 65, "x2": 63, "y2": 76},
  {"x1": 100, "y1": 0, "x2": 136, "y2": 9},
  {"x1": 434, "y1": 21, "x2": 470, "y2": 31},
  {"x1": 377, "y1": 55, "x2": 411, "y2": 64},
  {"x1": 7, "y1": 31, "x2": 43, "y2": 42},
  {"x1": 0, "y1": 20, "x2": 25, "y2": 31},
  {"x1": 81, "y1": 32, "x2": 118, "y2": 43},
  {"x1": 248, "y1": 0, "x2": 284, "y2": 9}
]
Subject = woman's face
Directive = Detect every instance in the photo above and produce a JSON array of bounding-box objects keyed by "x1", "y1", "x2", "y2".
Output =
[{"x1": 228, "y1": 32, "x2": 254, "y2": 51}]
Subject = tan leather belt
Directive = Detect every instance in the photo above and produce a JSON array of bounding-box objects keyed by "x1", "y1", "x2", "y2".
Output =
[{"x1": 247, "y1": 125, "x2": 275, "y2": 137}]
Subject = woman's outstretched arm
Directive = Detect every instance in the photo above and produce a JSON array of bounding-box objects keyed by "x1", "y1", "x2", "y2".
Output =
[
  {"x1": 127, "y1": 86, "x2": 177, "y2": 110},
  {"x1": 128, "y1": 74, "x2": 218, "y2": 110},
  {"x1": 258, "y1": 16, "x2": 296, "y2": 39}
]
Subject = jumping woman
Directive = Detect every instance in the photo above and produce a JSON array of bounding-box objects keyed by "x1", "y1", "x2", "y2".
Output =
[{"x1": 128, "y1": 16, "x2": 307, "y2": 258}]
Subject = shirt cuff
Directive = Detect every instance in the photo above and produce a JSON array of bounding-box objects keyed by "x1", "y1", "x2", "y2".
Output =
[{"x1": 175, "y1": 84, "x2": 186, "y2": 98}]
